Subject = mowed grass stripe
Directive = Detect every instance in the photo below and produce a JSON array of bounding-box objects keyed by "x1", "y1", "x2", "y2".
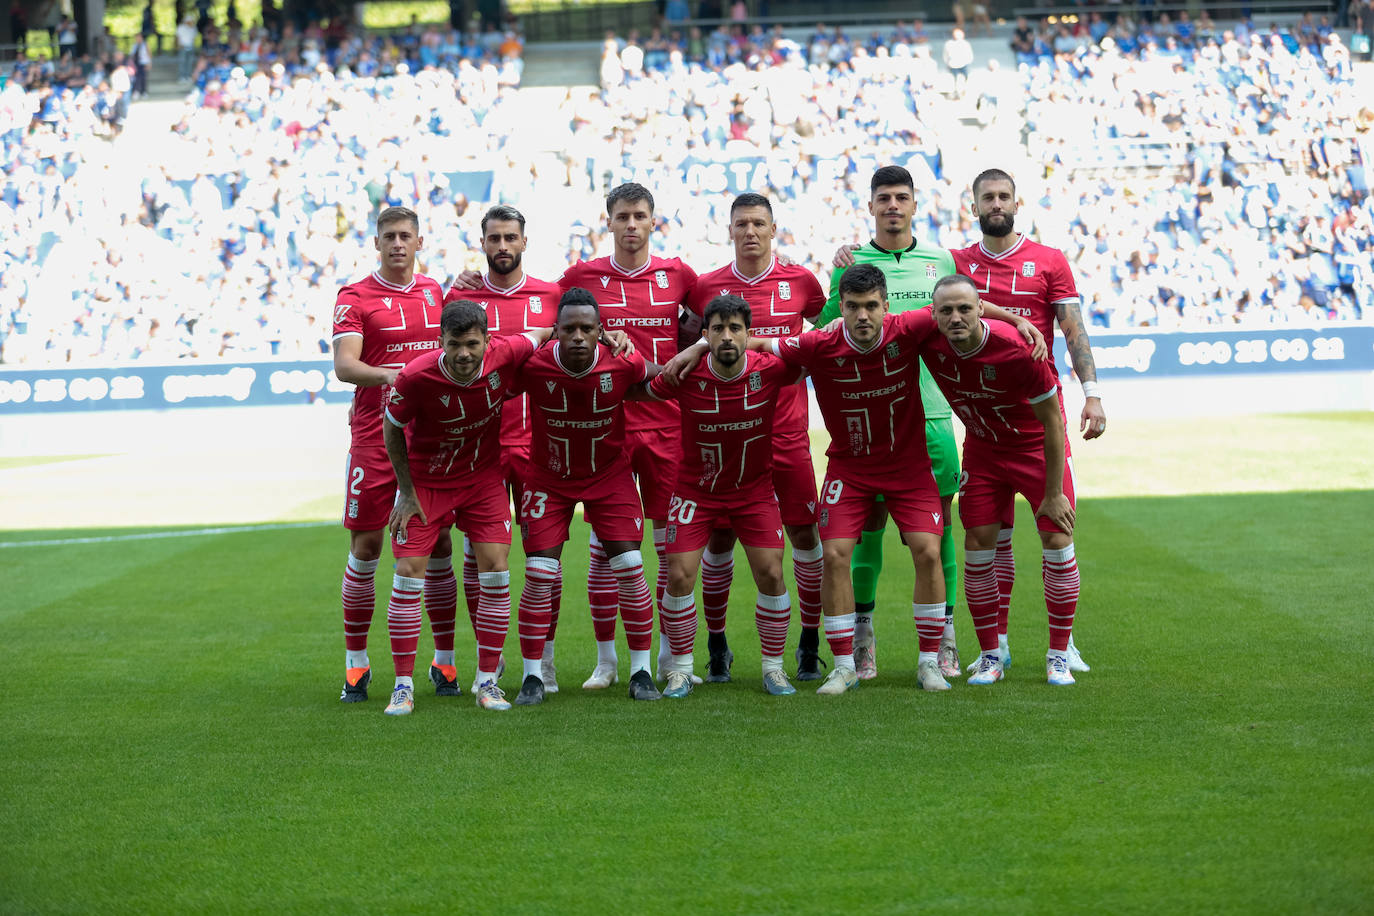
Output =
[{"x1": 1, "y1": 493, "x2": 1370, "y2": 913}]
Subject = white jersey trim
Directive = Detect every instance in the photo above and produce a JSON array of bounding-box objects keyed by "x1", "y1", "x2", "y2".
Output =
[
  {"x1": 483, "y1": 273, "x2": 527, "y2": 295},
  {"x1": 609, "y1": 256, "x2": 654, "y2": 278},
  {"x1": 1028, "y1": 387, "x2": 1059, "y2": 405},
  {"x1": 976, "y1": 235, "x2": 1027, "y2": 261},
  {"x1": 952, "y1": 321, "x2": 992, "y2": 359},
  {"x1": 730, "y1": 258, "x2": 777, "y2": 286},
  {"x1": 384, "y1": 407, "x2": 408, "y2": 427},
  {"x1": 371, "y1": 271, "x2": 417, "y2": 292},
  {"x1": 331, "y1": 331, "x2": 363, "y2": 341},
  {"x1": 553, "y1": 341, "x2": 602, "y2": 378}
]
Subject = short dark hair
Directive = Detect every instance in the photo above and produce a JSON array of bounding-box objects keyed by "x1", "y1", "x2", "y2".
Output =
[
  {"x1": 441, "y1": 300, "x2": 488, "y2": 337},
  {"x1": 606, "y1": 182, "x2": 655, "y2": 216},
  {"x1": 838, "y1": 263, "x2": 888, "y2": 299},
  {"x1": 932, "y1": 273, "x2": 979, "y2": 299},
  {"x1": 376, "y1": 206, "x2": 419, "y2": 233},
  {"x1": 971, "y1": 168, "x2": 1016, "y2": 198},
  {"x1": 870, "y1": 166, "x2": 914, "y2": 195},
  {"x1": 480, "y1": 204, "x2": 526, "y2": 234},
  {"x1": 730, "y1": 192, "x2": 772, "y2": 218},
  {"x1": 557, "y1": 287, "x2": 601, "y2": 320},
  {"x1": 704, "y1": 294, "x2": 751, "y2": 330}
]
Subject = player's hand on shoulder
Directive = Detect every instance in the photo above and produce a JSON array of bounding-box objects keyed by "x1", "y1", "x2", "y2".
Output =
[
  {"x1": 1035, "y1": 493, "x2": 1075, "y2": 535},
  {"x1": 451, "y1": 269, "x2": 482, "y2": 292},
  {"x1": 389, "y1": 492, "x2": 428, "y2": 545},
  {"x1": 1080, "y1": 399, "x2": 1107, "y2": 440},
  {"x1": 832, "y1": 243, "x2": 861, "y2": 269},
  {"x1": 382, "y1": 368, "x2": 400, "y2": 386},
  {"x1": 603, "y1": 329, "x2": 634, "y2": 356},
  {"x1": 1016, "y1": 319, "x2": 1047, "y2": 361},
  {"x1": 660, "y1": 341, "x2": 707, "y2": 385},
  {"x1": 818, "y1": 316, "x2": 843, "y2": 333}
]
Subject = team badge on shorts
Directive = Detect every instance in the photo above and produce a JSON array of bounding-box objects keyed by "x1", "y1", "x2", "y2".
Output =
[
  {"x1": 599, "y1": 373, "x2": 613, "y2": 393},
  {"x1": 347, "y1": 498, "x2": 359, "y2": 519},
  {"x1": 748, "y1": 371, "x2": 761, "y2": 392},
  {"x1": 886, "y1": 341, "x2": 900, "y2": 359},
  {"x1": 778, "y1": 281, "x2": 791, "y2": 300},
  {"x1": 655, "y1": 270, "x2": 669, "y2": 289},
  {"x1": 423, "y1": 288, "x2": 436, "y2": 308},
  {"x1": 926, "y1": 264, "x2": 938, "y2": 279},
  {"x1": 666, "y1": 523, "x2": 678, "y2": 544},
  {"x1": 1022, "y1": 261, "x2": 1036, "y2": 277},
  {"x1": 819, "y1": 509, "x2": 829, "y2": 527},
  {"x1": 529, "y1": 296, "x2": 542, "y2": 314}
]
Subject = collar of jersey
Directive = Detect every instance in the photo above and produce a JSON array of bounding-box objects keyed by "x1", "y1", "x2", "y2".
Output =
[
  {"x1": 482, "y1": 273, "x2": 526, "y2": 294},
  {"x1": 609, "y1": 256, "x2": 653, "y2": 278},
  {"x1": 553, "y1": 341, "x2": 602, "y2": 378},
  {"x1": 976, "y1": 235, "x2": 1027, "y2": 261},
  {"x1": 707, "y1": 351, "x2": 749, "y2": 382},
  {"x1": 436, "y1": 348, "x2": 486, "y2": 385},
  {"x1": 951, "y1": 320, "x2": 992, "y2": 359},
  {"x1": 371, "y1": 271, "x2": 416, "y2": 292},
  {"x1": 868, "y1": 239, "x2": 920, "y2": 255},
  {"x1": 841, "y1": 319, "x2": 886, "y2": 354},
  {"x1": 730, "y1": 257, "x2": 776, "y2": 285}
]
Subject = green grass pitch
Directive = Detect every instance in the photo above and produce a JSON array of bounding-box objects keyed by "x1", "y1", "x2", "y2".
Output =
[{"x1": 2, "y1": 486, "x2": 1371, "y2": 912}]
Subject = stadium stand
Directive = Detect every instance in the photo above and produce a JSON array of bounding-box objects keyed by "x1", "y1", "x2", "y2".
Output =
[{"x1": 0, "y1": 12, "x2": 1369, "y2": 365}]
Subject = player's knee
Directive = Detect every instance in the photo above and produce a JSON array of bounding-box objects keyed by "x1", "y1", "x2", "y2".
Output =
[
  {"x1": 786, "y1": 525, "x2": 819, "y2": 550},
  {"x1": 823, "y1": 542, "x2": 852, "y2": 570},
  {"x1": 1040, "y1": 531, "x2": 1072, "y2": 551},
  {"x1": 755, "y1": 566, "x2": 785, "y2": 595},
  {"x1": 667, "y1": 564, "x2": 696, "y2": 594},
  {"x1": 350, "y1": 530, "x2": 385, "y2": 562}
]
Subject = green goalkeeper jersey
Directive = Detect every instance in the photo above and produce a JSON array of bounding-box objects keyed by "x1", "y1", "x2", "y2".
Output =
[{"x1": 819, "y1": 239, "x2": 957, "y2": 420}]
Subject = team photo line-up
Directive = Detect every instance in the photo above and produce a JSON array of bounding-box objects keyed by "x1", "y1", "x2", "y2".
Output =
[{"x1": 332, "y1": 163, "x2": 1108, "y2": 715}]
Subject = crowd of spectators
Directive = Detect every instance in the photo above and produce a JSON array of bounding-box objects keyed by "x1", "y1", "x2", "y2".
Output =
[{"x1": 0, "y1": 10, "x2": 1370, "y2": 366}]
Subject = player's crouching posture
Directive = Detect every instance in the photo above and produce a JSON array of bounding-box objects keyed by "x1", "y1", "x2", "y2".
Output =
[
  {"x1": 646, "y1": 295, "x2": 805, "y2": 697},
  {"x1": 924, "y1": 276, "x2": 1081, "y2": 686},
  {"x1": 381, "y1": 301, "x2": 552, "y2": 715},
  {"x1": 510, "y1": 288, "x2": 663, "y2": 705}
]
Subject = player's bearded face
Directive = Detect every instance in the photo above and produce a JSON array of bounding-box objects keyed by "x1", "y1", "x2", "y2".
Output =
[
  {"x1": 442, "y1": 328, "x2": 489, "y2": 380},
  {"x1": 975, "y1": 181, "x2": 1018, "y2": 238},
  {"x1": 842, "y1": 293, "x2": 888, "y2": 348},
  {"x1": 978, "y1": 209, "x2": 1015, "y2": 238},
  {"x1": 708, "y1": 316, "x2": 748, "y2": 368},
  {"x1": 483, "y1": 221, "x2": 525, "y2": 275}
]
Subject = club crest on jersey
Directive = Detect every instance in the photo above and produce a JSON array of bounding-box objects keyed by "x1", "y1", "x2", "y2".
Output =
[
  {"x1": 422, "y1": 288, "x2": 436, "y2": 308},
  {"x1": 983, "y1": 365, "x2": 997, "y2": 381},
  {"x1": 655, "y1": 270, "x2": 669, "y2": 289},
  {"x1": 886, "y1": 342, "x2": 900, "y2": 359},
  {"x1": 529, "y1": 296, "x2": 542, "y2": 314},
  {"x1": 1022, "y1": 261, "x2": 1036, "y2": 277},
  {"x1": 440, "y1": 394, "x2": 450, "y2": 407},
  {"x1": 488, "y1": 371, "x2": 502, "y2": 390},
  {"x1": 925, "y1": 264, "x2": 938, "y2": 279},
  {"x1": 748, "y1": 371, "x2": 761, "y2": 392},
  {"x1": 778, "y1": 281, "x2": 791, "y2": 300},
  {"x1": 599, "y1": 373, "x2": 613, "y2": 393}
]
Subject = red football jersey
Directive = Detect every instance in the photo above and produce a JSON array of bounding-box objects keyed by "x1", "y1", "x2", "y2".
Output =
[
  {"x1": 558, "y1": 255, "x2": 697, "y2": 431},
  {"x1": 951, "y1": 236, "x2": 1080, "y2": 366},
  {"x1": 516, "y1": 341, "x2": 649, "y2": 480},
  {"x1": 332, "y1": 271, "x2": 445, "y2": 447},
  {"x1": 686, "y1": 258, "x2": 825, "y2": 436},
  {"x1": 385, "y1": 334, "x2": 538, "y2": 488},
  {"x1": 444, "y1": 273, "x2": 561, "y2": 450},
  {"x1": 648, "y1": 349, "x2": 803, "y2": 493},
  {"x1": 770, "y1": 309, "x2": 940, "y2": 478},
  {"x1": 922, "y1": 320, "x2": 1060, "y2": 450}
]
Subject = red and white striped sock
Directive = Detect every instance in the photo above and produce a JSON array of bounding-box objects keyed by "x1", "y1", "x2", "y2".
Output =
[
  {"x1": 386, "y1": 574, "x2": 425, "y2": 679},
  {"x1": 424, "y1": 556, "x2": 457, "y2": 658},
  {"x1": 964, "y1": 548, "x2": 1001, "y2": 653},
  {"x1": 587, "y1": 534, "x2": 619, "y2": 643},
  {"x1": 995, "y1": 527, "x2": 1015, "y2": 637},
  {"x1": 547, "y1": 577, "x2": 563, "y2": 642},
  {"x1": 659, "y1": 591, "x2": 698, "y2": 662},
  {"x1": 475, "y1": 570, "x2": 511, "y2": 674},
  {"x1": 824, "y1": 612, "x2": 856, "y2": 669},
  {"x1": 913, "y1": 601, "x2": 945, "y2": 659},
  {"x1": 701, "y1": 548, "x2": 734, "y2": 634},
  {"x1": 1043, "y1": 543, "x2": 1080, "y2": 652},
  {"x1": 653, "y1": 528, "x2": 669, "y2": 607},
  {"x1": 462, "y1": 537, "x2": 480, "y2": 632},
  {"x1": 755, "y1": 591, "x2": 791, "y2": 662},
  {"x1": 609, "y1": 550, "x2": 654, "y2": 652},
  {"x1": 518, "y1": 557, "x2": 560, "y2": 669},
  {"x1": 341, "y1": 553, "x2": 378, "y2": 662},
  {"x1": 792, "y1": 544, "x2": 823, "y2": 631}
]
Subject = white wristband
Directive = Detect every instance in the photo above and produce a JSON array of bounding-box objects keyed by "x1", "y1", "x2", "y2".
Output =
[{"x1": 1081, "y1": 381, "x2": 1102, "y2": 399}]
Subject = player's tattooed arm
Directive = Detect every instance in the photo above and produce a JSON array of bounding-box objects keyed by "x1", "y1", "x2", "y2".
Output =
[
  {"x1": 1031, "y1": 395, "x2": 1074, "y2": 536},
  {"x1": 1055, "y1": 298, "x2": 1107, "y2": 440},
  {"x1": 333, "y1": 336, "x2": 398, "y2": 387},
  {"x1": 981, "y1": 302, "x2": 1047, "y2": 361},
  {"x1": 384, "y1": 418, "x2": 427, "y2": 543}
]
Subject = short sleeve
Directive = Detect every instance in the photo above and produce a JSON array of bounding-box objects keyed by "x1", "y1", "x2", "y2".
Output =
[
  {"x1": 893, "y1": 307, "x2": 937, "y2": 344},
  {"x1": 332, "y1": 285, "x2": 363, "y2": 340},
  {"x1": 1026, "y1": 355, "x2": 1060, "y2": 404},
  {"x1": 1047, "y1": 250, "x2": 1080, "y2": 306},
  {"x1": 798, "y1": 270, "x2": 826, "y2": 320},
  {"x1": 386, "y1": 365, "x2": 418, "y2": 426},
  {"x1": 647, "y1": 372, "x2": 675, "y2": 401}
]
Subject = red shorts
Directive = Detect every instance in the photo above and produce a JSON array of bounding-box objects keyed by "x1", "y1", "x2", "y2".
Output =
[
  {"x1": 772, "y1": 427, "x2": 819, "y2": 527},
  {"x1": 626, "y1": 426, "x2": 680, "y2": 522},
  {"x1": 343, "y1": 444, "x2": 396, "y2": 532},
  {"x1": 520, "y1": 461, "x2": 646, "y2": 552},
  {"x1": 666, "y1": 486, "x2": 784, "y2": 553},
  {"x1": 816, "y1": 463, "x2": 944, "y2": 541},
  {"x1": 501, "y1": 442, "x2": 531, "y2": 502},
  {"x1": 392, "y1": 475, "x2": 513, "y2": 558},
  {"x1": 961, "y1": 446, "x2": 1077, "y2": 535}
]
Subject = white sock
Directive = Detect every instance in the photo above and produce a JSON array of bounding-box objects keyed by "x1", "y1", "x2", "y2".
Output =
[
  {"x1": 542, "y1": 640, "x2": 556, "y2": 663},
  {"x1": 670, "y1": 652, "x2": 693, "y2": 674},
  {"x1": 998, "y1": 633, "x2": 1010, "y2": 655},
  {"x1": 918, "y1": 650, "x2": 938, "y2": 666},
  {"x1": 855, "y1": 613, "x2": 874, "y2": 640},
  {"x1": 433, "y1": 649, "x2": 455, "y2": 667},
  {"x1": 629, "y1": 648, "x2": 651, "y2": 675},
  {"x1": 395, "y1": 676, "x2": 413, "y2": 689},
  {"x1": 596, "y1": 639, "x2": 618, "y2": 665},
  {"x1": 835, "y1": 653, "x2": 855, "y2": 670},
  {"x1": 761, "y1": 655, "x2": 784, "y2": 674},
  {"x1": 346, "y1": 650, "x2": 369, "y2": 669},
  {"x1": 522, "y1": 657, "x2": 543, "y2": 681},
  {"x1": 475, "y1": 670, "x2": 497, "y2": 685}
]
